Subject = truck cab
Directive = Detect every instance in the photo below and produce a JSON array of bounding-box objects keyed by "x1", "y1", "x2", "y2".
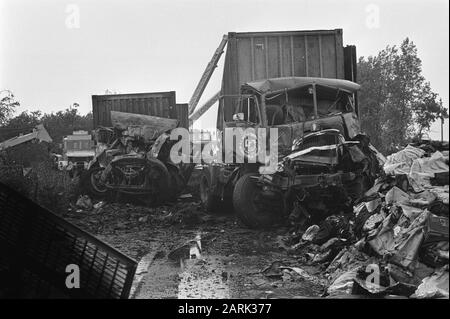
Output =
[
  {"x1": 223, "y1": 77, "x2": 361, "y2": 159},
  {"x1": 200, "y1": 76, "x2": 372, "y2": 227}
]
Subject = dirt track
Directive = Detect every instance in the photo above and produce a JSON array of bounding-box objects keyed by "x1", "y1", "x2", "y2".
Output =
[{"x1": 62, "y1": 198, "x2": 327, "y2": 299}]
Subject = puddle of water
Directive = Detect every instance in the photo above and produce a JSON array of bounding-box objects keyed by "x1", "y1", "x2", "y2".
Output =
[{"x1": 177, "y1": 233, "x2": 231, "y2": 299}]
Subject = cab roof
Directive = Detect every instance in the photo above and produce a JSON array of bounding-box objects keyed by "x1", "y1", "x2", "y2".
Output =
[{"x1": 242, "y1": 77, "x2": 360, "y2": 95}]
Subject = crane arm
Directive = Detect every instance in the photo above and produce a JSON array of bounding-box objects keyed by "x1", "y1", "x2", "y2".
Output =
[{"x1": 188, "y1": 35, "x2": 228, "y2": 115}]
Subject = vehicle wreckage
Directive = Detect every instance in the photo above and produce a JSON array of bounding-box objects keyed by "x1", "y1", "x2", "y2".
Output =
[
  {"x1": 200, "y1": 77, "x2": 384, "y2": 228},
  {"x1": 242, "y1": 129, "x2": 383, "y2": 228},
  {"x1": 82, "y1": 111, "x2": 193, "y2": 204}
]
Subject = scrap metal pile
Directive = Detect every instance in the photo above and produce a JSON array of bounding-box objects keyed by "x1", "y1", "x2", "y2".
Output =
[{"x1": 281, "y1": 140, "x2": 449, "y2": 298}]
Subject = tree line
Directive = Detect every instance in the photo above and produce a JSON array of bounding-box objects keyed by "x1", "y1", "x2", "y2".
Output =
[
  {"x1": 0, "y1": 105, "x2": 93, "y2": 153},
  {"x1": 357, "y1": 38, "x2": 448, "y2": 154}
]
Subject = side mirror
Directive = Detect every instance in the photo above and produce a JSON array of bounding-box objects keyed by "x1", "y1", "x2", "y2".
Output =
[{"x1": 233, "y1": 113, "x2": 245, "y2": 121}]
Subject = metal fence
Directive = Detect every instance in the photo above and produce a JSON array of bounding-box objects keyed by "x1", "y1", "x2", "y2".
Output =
[{"x1": 0, "y1": 182, "x2": 137, "y2": 299}]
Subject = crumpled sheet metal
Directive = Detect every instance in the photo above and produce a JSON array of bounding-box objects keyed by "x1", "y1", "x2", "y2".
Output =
[
  {"x1": 385, "y1": 186, "x2": 410, "y2": 205},
  {"x1": 326, "y1": 268, "x2": 359, "y2": 296},
  {"x1": 368, "y1": 209, "x2": 431, "y2": 268},
  {"x1": 384, "y1": 145, "x2": 426, "y2": 175},
  {"x1": 384, "y1": 146, "x2": 449, "y2": 192},
  {"x1": 414, "y1": 268, "x2": 449, "y2": 299}
]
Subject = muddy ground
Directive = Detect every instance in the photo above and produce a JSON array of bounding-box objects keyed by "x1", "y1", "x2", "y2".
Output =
[{"x1": 61, "y1": 197, "x2": 328, "y2": 299}]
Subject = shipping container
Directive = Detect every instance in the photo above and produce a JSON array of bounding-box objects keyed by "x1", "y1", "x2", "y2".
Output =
[
  {"x1": 92, "y1": 91, "x2": 188, "y2": 129},
  {"x1": 219, "y1": 29, "x2": 357, "y2": 124},
  {"x1": 175, "y1": 103, "x2": 189, "y2": 129}
]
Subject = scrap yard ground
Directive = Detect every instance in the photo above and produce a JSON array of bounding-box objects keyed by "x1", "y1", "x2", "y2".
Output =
[
  {"x1": 62, "y1": 193, "x2": 326, "y2": 299},
  {"x1": 59, "y1": 140, "x2": 449, "y2": 299}
]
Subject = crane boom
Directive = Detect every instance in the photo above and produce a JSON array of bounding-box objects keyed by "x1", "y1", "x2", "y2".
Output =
[
  {"x1": 188, "y1": 35, "x2": 228, "y2": 116},
  {"x1": 189, "y1": 91, "x2": 220, "y2": 123}
]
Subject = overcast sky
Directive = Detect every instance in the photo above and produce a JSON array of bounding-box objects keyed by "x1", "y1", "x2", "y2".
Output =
[{"x1": 1, "y1": 0, "x2": 448, "y2": 140}]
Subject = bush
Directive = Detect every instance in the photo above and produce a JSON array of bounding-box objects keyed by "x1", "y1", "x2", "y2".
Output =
[{"x1": 32, "y1": 161, "x2": 81, "y2": 213}]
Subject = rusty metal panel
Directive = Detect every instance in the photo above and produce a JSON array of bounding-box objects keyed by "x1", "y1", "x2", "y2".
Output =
[
  {"x1": 92, "y1": 91, "x2": 186, "y2": 129},
  {"x1": 219, "y1": 29, "x2": 348, "y2": 127}
]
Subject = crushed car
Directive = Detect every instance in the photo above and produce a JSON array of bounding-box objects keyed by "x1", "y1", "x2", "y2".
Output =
[{"x1": 81, "y1": 111, "x2": 193, "y2": 205}]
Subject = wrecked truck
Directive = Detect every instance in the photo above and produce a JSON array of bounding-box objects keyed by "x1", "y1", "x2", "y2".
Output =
[
  {"x1": 82, "y1": 111, "x2": 192, "y2": 204},
  {"x1": 200, "y1": 77, "x2": 382, "y2": 227}
]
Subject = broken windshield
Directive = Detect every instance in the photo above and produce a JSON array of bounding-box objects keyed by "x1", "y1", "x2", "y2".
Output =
[
  {"x1": 223, "y1": 95, "x2": 261, "y2": 125},
  {"x1": 264, "y1": 85, "x2": 354, "y2": 126}
]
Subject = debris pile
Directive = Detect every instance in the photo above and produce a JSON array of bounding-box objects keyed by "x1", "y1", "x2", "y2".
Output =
[
  {"x1": 63, "y1": 194, "x2": 206, "y2": 259},
  {"x1": 283, "y1": 142, "x2": 449, "y2": 298}
]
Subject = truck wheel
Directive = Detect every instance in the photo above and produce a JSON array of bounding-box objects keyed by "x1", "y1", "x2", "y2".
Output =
[
  {"x1": 233, "y1": 174, "x2": 282, "y2": 228},
  {"x1": 167, "y1": 165, "x2": 185, "y2": 202},
  {"x1": 199, "y1": 169, "x2": 221, "y2": 212},
  {"x1": 145, "y1": 158, "x2": 170, "y2": 205},
  {"x1": 82, "y1": 166, "x2": 108, "y2": 198}
]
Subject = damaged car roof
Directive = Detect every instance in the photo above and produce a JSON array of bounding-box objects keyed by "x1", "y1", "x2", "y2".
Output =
[{"x1": 242, "y1": 77, "x2": 361, "y2": 95}]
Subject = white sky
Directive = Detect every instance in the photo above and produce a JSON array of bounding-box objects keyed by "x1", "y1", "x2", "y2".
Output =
[{"x1": 1, "y1": 0, "x2": 448, "y2": 140}]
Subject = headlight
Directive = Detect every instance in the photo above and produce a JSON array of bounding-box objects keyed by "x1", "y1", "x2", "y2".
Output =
[
  {"x1": 311, "y1": 122, "x2": 320, "y2": 131},
  {"x1": 258, "y1": 164, "x2": 278, "y2": 175},
  {"x1": 276, "y1": 163, "x2": 284, "y2": 172}
]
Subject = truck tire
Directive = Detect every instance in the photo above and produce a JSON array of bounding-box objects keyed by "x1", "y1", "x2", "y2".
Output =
[
  {"x1": 199, "y1": 169, "x2": 221, "y2": 212},
  {"x1": 81, "y1": 166, "x2": 109, "y2": 198},
  {"x1": 167, "y1": 165, "x2": 185, "y2": 202},
  {"x1": 233, "y1": 173, "x2": 282, "y2": 228},
  {"x1": 144, "y1": 158, "x2": 171, "y2": 205}
]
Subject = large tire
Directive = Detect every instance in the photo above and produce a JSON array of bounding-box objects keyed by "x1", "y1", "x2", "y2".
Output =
[
  {"x1": 143, "y1": 158, "x2": 170, "y2": 205},
  {"x1": 166, "y1": 165, "x2": 185, "y2": 202},
  {"x1": 199, "y1": 169, "x2": 221, "y2": 213},
  {"x1": 233, "y1": 174, "x2": 283, "y2": 228}
]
